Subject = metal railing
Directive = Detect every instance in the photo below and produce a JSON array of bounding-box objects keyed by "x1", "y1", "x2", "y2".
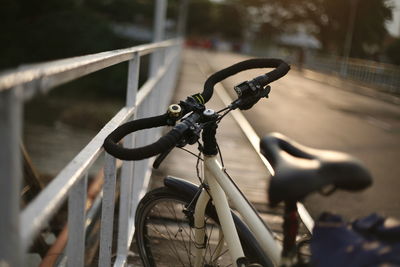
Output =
[
  {"x1": 256, "y1": 47, "x2": 400, "y2": 93},
  {"x1": 305, "y1": 54, "x2": 400, "y2": 93},
  {"x1": 0, "y1": 1, "x2": 185, "y2": 266}
]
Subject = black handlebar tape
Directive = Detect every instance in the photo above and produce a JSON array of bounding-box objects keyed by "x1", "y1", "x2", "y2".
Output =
[
  {"x1": 202, "y1": 58, "x2": 290, "y2": 103},
  {"x1": 103, "y1": 114, "x2": 182, "y2": 161}
]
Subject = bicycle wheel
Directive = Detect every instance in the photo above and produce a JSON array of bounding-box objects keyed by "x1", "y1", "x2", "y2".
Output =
[{"x1": 135, "y1": 186, "x2": 272, "y2": 267}]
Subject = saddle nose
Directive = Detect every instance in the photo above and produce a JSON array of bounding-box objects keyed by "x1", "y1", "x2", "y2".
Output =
[{"x1": 260, "y1": 133, "x2": 373, "y2": 206}]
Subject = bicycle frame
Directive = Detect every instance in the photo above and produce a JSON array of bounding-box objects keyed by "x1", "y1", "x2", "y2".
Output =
[{"x1": 192, "y1": 155, "x2": 282, "y2": 267}]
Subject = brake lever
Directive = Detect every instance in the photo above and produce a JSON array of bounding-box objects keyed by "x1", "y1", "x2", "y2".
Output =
[{"x1": 153, "y1": 147, "x2": 174, "y2": 169}]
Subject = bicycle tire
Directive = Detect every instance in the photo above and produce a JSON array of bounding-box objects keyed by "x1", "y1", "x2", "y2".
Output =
[{"x1": 135, "y1": 186, "x2": 272, "y2": 267}]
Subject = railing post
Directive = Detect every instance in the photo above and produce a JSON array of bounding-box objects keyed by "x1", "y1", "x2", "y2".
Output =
[
  {"x1": 99, "y1": 153, "x2": 117, "y2": 267},
  {"x1": 126, "y1": 53, "x2": 139, "y2": 108},
  {"x1": 0, "y1": 88, "x2": 23, "y2": 267},
  {"x1": 67, "y1": 173, "x2": 88, "y2": 267},
  {"x1": 114, "y1": 53, "x2": 140, "y2": 266},
  {"x1": 129, "y1": 101, "x2": 150, "y2": 219},
  {"x1": 149, "y1": 0, "x2": 168, "y2": 77}
]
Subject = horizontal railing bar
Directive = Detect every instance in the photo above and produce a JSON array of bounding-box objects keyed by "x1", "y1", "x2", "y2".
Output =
[
  {"x1": 19, "y1": 55, "x2": 173, "y2": 251},
  {"x1": 0, "y1": 39, "x2": 180, "y2": 96}
]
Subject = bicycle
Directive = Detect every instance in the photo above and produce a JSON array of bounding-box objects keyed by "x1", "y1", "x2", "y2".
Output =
[{"x1": 104, "y1": 58, "x2": 373, "y2": 267}]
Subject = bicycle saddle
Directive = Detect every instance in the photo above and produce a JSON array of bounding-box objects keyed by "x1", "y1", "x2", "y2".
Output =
[{"x1": 260, "y1": 133, "x2": 372, "y2": 206}]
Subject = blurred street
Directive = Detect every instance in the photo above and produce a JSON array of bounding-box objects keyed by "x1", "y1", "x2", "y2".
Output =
[{"x1": 197, "y1": 50, "x2": 400, "y2": 219}]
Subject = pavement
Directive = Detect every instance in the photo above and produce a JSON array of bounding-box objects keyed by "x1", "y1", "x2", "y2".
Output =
[{"x1": 199, "y1": 50, "x2": 400, "y2": 220}]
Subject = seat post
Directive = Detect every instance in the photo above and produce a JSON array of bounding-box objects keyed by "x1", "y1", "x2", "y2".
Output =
[{"x1": 282, "y1": 201, "x2": 299, "y2": 259}]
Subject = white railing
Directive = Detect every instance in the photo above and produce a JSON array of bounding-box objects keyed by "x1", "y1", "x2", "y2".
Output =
[
  {"x1": 0, "y1": 1, "x2": 186, "y2": 266},
  {"x1": 304, "y1": 54, "x2": 400, "y2": 93},
  {"x1": 255, "y1": 47, "x2": 400, "y2": 93}
]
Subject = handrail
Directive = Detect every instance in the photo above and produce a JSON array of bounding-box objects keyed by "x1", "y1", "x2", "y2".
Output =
[
  {"x1": 0, "y1": 39, "x2": 179, "y2": 98},
  {"x1": 0, "y1": 1, "x2": 186, "y2": 266},
  {"x1": 1, "y1": 33, "x2": 182, "y2": 267},
  {"x1": 19, "y1": 56, "x2": 175, "y2": 250}
]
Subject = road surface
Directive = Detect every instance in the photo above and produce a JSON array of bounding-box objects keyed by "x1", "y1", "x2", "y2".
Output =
[{"x1": 201, "y1": 51, "x2": 400, "y2": 220}]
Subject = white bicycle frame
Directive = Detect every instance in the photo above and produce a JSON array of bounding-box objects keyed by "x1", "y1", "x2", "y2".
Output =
[{"x1": 192, "y1": 155, "x2": 282, "y2": 267}]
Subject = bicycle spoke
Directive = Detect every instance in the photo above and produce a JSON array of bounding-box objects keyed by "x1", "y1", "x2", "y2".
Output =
[
  {"x1": 210, "y1": 226, "x2": 223, "y2": 261},
  {"x1": 164, "y1": 203, "x2": 190, "y2": 266},
  {"x1": 206, "y1": 223, "x2": 215, "y2": 262},
  {"x1": 135, "y1": 190, "x2": 260, "y2": 267},
  {"x1": 152, "y1": 202, "x2": 187, "y2": 266},
  {"x1": 165, "y1": 202, "x2": 193, "y2": 265}
]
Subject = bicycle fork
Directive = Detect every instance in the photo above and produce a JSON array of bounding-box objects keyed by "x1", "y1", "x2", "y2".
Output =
[{"x1": 191, "y1": 160, "x2": 246, "y2": 267}]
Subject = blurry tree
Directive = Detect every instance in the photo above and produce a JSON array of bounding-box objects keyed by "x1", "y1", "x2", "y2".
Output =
[
  {"x1": 85, "y1": 0, "x2": 154, "y2": 25},
  {"x1": 186, "y1": 0, "x2": 217, "y2": 36},
  {"x1": 232, "y1": 0, "x2": 392, "y2": 58},
  {"x1": 186, "y1": 0, "x2": 244, "y2": 40},
  {"x1": 292, "y1": 0, "x2": 392, "y2": 58},
  {"x1": 0, "y1": 0, "x2": 135, "y2": 70},
  {"x1": 0, "y1": 0, "x2": 154, "y2": 98},
  {"x1": 214, "y1": 3, "x2": 243, "y2": 40},
  {"x1": 386, "y1": 38, "x2": 400, "y2": 64},
  {"x1": 2, "y1": 0, "x2": 392, "y2": 64}
]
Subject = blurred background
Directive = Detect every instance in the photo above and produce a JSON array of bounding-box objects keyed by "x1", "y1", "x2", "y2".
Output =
[
  {"x1": 2, "y1": 0, "x2": 399, "y2": 87},
  {"x1": 1, "y1": 0, "x2": 399, "y2": 217},
  {"x1": 2, "y1": 1, "x2": 400, "y2": 266}
]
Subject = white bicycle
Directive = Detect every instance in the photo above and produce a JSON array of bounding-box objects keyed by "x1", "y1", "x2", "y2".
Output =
[{"x1": 104, "y1": 58, "x2": 372, "y2": 267}]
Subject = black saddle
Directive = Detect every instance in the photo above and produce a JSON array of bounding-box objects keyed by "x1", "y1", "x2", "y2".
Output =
[{"x1": 260, "y1": 133, "x2": 372, "y2": 206}]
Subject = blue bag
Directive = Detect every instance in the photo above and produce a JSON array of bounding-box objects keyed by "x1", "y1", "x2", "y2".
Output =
[{"x1": 311, "y1": 213, "x2": 400, "y2": 267}]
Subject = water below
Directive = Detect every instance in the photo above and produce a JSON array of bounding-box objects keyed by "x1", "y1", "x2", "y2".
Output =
[
  {"x1": 24, "y1": 122, "x2": 102, "y2": 178},
  {"x1": 23, "y1": 96, "x2": 123, "y2": 180}
]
